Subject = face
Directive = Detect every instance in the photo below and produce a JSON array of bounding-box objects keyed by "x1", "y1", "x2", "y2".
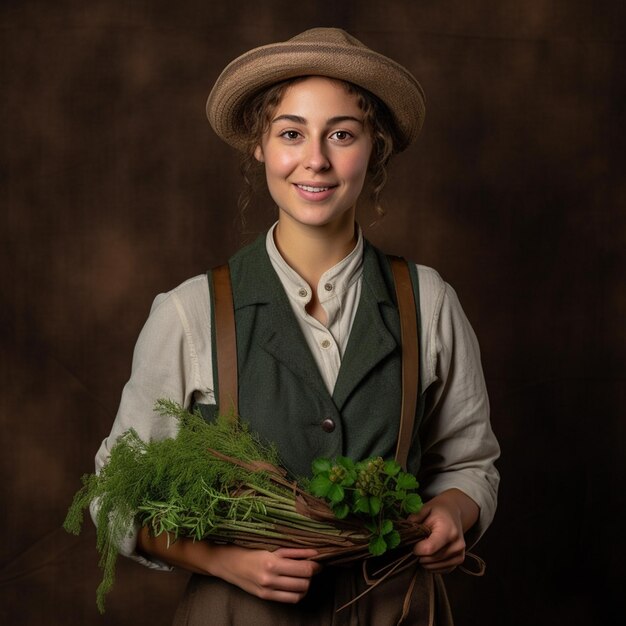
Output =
[{"x1": 254, "y1": 76, "x2": 373, "y2": 231}]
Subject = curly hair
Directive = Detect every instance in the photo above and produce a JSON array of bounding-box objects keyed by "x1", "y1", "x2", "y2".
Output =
[{"x1": 236, "y1": 77, "x2": 399, "y2": 228}]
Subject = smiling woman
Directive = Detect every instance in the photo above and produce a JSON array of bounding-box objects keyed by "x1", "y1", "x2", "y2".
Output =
[
  {"x1": 253, "y1": 78, "x2": 374, "y2": 322},
  {"x1": 241, "y1": 75, "x2": 397, "y2": 224},
  {"x1": 89, "y1": 27, "x2": 500, "y2": 626},
  {"x1": 255, "y1": 77, "x2": 372, "y2": 228}
]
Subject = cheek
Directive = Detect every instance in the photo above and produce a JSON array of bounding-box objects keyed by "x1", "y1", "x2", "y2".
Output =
[
  {"x1": 265, "y1": 150, "x2": 299, "y2": 178},
  {"x1": 343, "y1": 151, "x2": 372, "y2": 183}
]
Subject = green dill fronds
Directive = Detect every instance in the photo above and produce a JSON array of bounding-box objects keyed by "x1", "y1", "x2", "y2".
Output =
[{"x1": 63, "y1": 401, "x2": 296, "y2": 612}]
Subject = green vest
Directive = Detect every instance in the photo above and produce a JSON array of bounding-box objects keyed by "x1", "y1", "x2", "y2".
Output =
[{"x1": 198, "y1": 235, "x2": 424, "y2": 479}]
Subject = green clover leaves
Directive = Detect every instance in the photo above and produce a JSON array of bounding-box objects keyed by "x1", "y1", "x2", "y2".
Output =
[{"x1": 309, "y1": 456, "x2": 423, "y2": 557}]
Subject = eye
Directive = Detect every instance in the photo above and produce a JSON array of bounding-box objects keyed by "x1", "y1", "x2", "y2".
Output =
[
  {"x1": 279, "y1": 130, "x2": 301, "y2": 141},
  {"x1": 330, "y1": 130, "x2": 354, "y2": 142}
]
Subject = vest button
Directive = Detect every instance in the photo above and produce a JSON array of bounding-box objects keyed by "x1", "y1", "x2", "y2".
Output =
[{"x1": 321, "y1": 418, "x2": 336, "y2": 433}]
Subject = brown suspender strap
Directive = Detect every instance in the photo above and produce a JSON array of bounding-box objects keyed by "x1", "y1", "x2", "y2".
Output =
[
  {"x1": 212, "y1": 263, "x2": 238, "y2": 417},
  {"x1": 389, "y1": 256, "x2": 420, "y2": 472},
  {"x1": 211, "y1": 257, "x2": 419, "y2": 468}
]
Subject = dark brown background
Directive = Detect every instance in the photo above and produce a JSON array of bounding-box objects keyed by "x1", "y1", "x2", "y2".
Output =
[{"x1": 1, "y1": 1, "x2": 624, "y2": 624}]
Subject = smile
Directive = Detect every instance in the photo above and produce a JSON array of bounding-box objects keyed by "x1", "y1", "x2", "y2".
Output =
[{"x1": 296, "y1": 184, "x2": 335, "y2": 193}]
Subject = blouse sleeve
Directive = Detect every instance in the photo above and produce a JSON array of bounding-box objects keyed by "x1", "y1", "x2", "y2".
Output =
[
  {"x1": 416, "y1": 266, "x2": 500, "y2": 547},
  {"x1": 91, "y1": 274, "x2": 214, "y2": 570}
]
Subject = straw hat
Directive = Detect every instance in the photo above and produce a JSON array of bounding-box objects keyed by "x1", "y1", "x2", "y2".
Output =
[{"x1": 206, "y1": 27, "x2": 425, "y2": 153}]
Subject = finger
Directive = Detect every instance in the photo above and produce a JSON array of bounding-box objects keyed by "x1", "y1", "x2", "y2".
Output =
[
  {"x1": 273, "y1": 548, "x2": 319, "y2": 559},
  {"x1": 412, "y1": 524, "x2": 464, "y2": 557},
  {"x1": 255, "y1": 570, "x2": 311, "y2": 593},
  {"x1": 415, "y1": 539, "x2": 464, "y2": 560},
  {"x1": 419, "y1": 556, "x2": 462, "y2": 574},
  {"x1": 250, "y1": 568, "x2": 310, "y2": 596},
  {"x1": 418, "y1": 546, "x2": 465, "y2": 568},
  {"x1": 418, "y1": 550, "x2": 464, "y2": 565},
  {"x1": 413, "y1": 535, "x2": 449, "y2": 557},
  {"x1": 271, "y1": 548, "x2": 323, "y2": 576},
  {"x1": 268, "y1": 555, "x2": 322, "y2": 578}
]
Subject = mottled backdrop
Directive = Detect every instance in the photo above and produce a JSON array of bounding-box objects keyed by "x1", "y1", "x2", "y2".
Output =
[{"x1": 1, "y1": 1, "x2": 624, "y2": 624}]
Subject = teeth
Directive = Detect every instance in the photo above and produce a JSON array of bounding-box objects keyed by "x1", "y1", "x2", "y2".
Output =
[{"x1": 298, "y1": 185, "x2": 330, "y2": 193}]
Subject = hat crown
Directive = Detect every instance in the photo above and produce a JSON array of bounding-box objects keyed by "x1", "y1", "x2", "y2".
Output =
[{"x1": 288, "y1": 27, "x2": 366, "y2": 49}]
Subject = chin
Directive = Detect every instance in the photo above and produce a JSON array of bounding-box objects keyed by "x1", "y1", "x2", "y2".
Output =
[{"x1": 292, "y1": 212, "x2": 349, "y2": 229}]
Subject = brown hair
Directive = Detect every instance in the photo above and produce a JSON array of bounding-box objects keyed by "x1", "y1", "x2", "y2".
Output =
[{"x1": 237, "y1": 77, "x2": 398, "y2": 228}]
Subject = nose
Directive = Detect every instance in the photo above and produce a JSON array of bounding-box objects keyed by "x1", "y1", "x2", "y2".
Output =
[{"x1": 304, "y1": 139, "x2": 330, "y2": 172}]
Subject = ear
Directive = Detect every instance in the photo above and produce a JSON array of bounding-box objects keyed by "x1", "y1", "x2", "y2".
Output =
[{"x1": 254, "y1": 145, "x2": 265, "y2": 163}]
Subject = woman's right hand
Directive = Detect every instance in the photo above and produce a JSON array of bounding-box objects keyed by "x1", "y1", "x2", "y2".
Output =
[
  {"x1": 208, "y1": 545, "x2": 322, "y2": 603},
  {"x1": 137, "y1": 528, "x2": 322, "y2": 603}
]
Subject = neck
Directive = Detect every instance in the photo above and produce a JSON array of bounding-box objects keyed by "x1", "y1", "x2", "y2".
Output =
[{"x1": 273, "y1": 214, "x2": 357, "y2": 290}]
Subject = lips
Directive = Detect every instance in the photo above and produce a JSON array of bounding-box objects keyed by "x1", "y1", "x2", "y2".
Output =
[
  {"x1": 297, "y1": 184, "x2": 330, "y2": 193},
  {"x1": 293, "y1": 182, "x2": 338, "y2": 201},
  {"x1": 295, "y1": 183, "x2": 336, "y2": 192}
]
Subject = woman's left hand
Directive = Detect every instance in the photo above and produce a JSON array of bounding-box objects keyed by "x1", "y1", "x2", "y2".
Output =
[{"x1": 408, "y1": 488, "x2": 479, "y2": 574}]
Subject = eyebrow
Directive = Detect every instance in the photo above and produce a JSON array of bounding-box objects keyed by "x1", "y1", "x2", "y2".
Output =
[{"x1": 271, "y1": 114, "x2": 364, "y2": 126}]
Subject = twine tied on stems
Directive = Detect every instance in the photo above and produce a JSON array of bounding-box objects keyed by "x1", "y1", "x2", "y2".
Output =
[{"x1": 336, "y1": 550, "x2": 486, "y2": 626}]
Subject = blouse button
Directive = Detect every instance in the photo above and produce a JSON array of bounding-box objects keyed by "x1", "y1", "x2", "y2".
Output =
[
  {"x1": 324, "y1": 283, "x2": 333, "y2": 292},
  {"x1": 298, "y1": 288, "x2": 308, "y2": 298},
  {"x1": 321, "y1": 418, "x2": 336, "y2": 433},
  {"x1": 320, "y1": 339, "x2": 331, "y2": 349}
]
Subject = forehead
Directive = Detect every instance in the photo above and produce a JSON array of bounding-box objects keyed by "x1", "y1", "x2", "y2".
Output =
[{"x1": 274, "y1": 76, "x2": 362, "y2": 115}]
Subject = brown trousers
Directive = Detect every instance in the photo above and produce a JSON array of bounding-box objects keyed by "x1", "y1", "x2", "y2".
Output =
[{"x1": 173, "y1": 561, "x2": 453, "y2": 626}]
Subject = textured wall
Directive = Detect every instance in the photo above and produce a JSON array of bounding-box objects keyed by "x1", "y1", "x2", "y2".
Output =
[{"x1": 1, "y1": 1, "x2": 624, "y2": 624}]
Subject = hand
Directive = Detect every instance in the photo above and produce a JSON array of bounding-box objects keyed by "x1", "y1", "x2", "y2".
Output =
[
  {"x1": 409, "y1": 488, "x2": 479, "y2": 574},
  {"x1": 137, "y1": 528, "x2": 322, "y2": 603},
  {"x1": 208, "y1": 546, "x2": 323, "y2": 604}
]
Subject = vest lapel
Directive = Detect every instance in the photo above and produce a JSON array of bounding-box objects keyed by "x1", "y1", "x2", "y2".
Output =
[
  {"x1": 231, "y1": 236, "x2": 331, "y2": 404},
  {"x1": 260, "y1": 310, "x2": 331, "y2": 403},
  {"x1": 332, "y1": 243, "x2": 399, "y2": 411}
]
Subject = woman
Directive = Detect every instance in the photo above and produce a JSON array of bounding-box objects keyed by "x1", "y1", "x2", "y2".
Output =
[{"x1": 94, "y1": 28, "x2": 500, "y2": 624}]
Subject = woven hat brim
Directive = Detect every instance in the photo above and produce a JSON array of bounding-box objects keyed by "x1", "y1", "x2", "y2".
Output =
[{"x1": 207, "y1": 41, "x2": 426, "y2": 152}]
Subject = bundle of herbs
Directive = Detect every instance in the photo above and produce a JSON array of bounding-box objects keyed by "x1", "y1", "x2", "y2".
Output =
[{"x1": 64, "y1": 400, "x2": 429, "y2": 612}]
